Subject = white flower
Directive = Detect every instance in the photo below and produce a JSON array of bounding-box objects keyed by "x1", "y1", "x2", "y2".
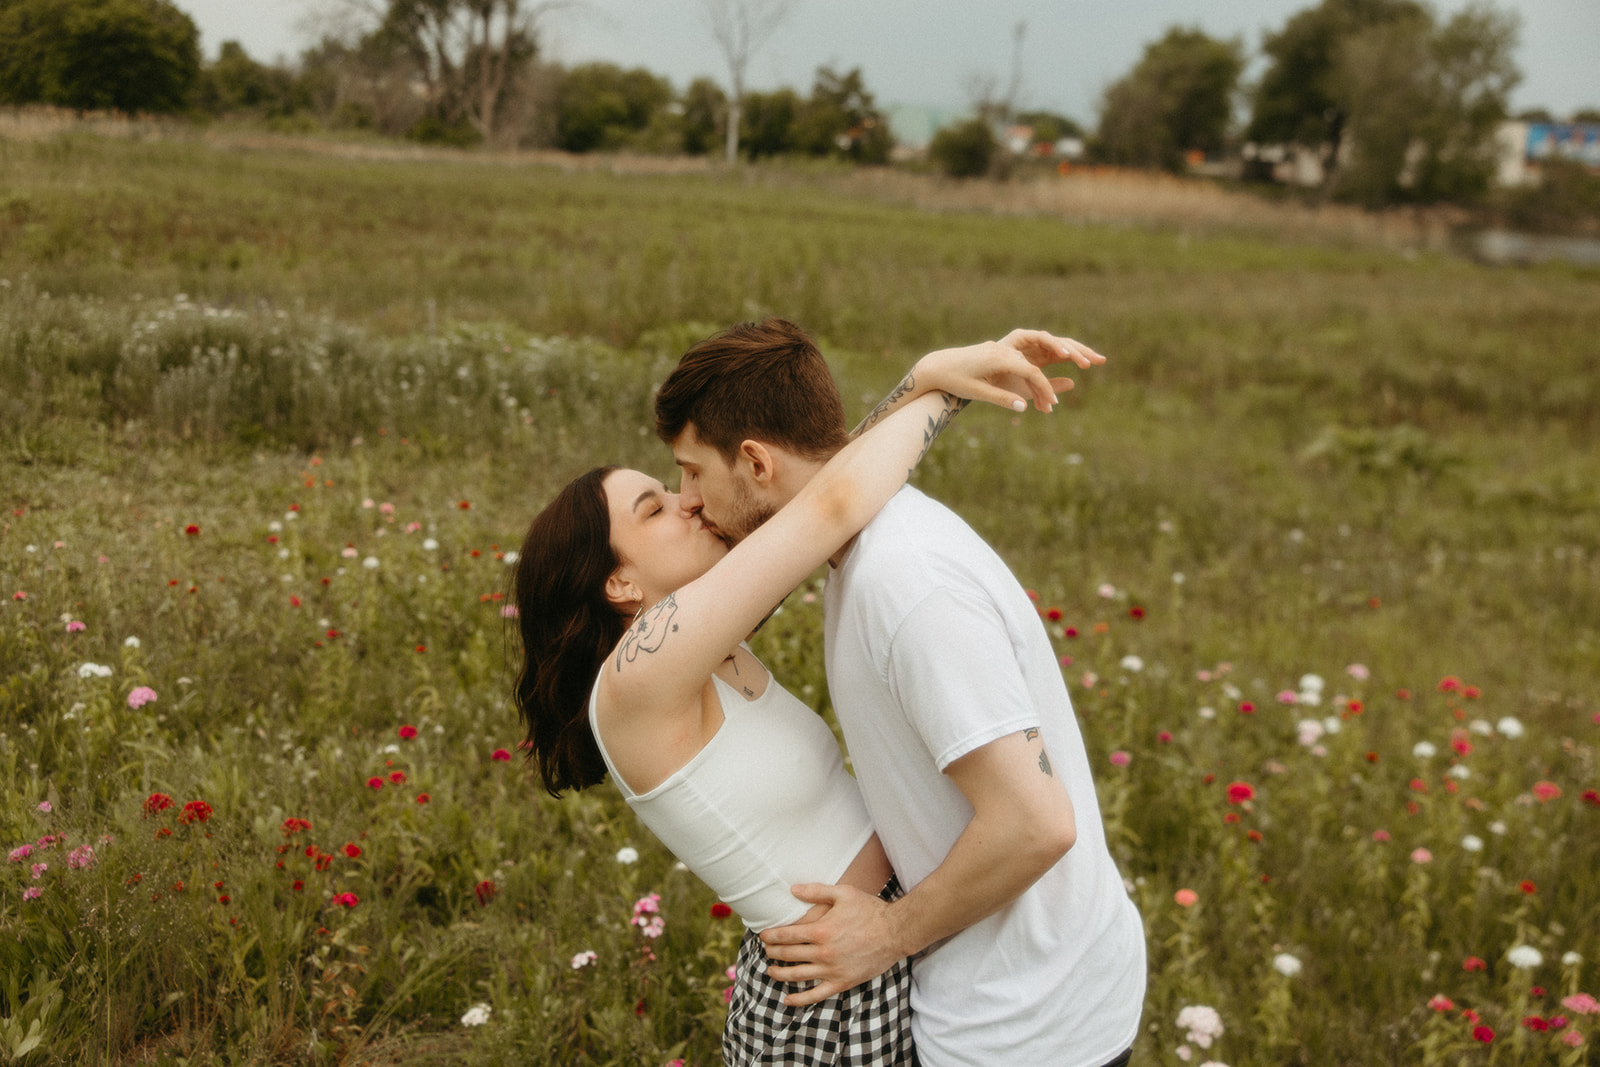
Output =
[
  {"x1": 278, "y1": 548, "x2": 290, "y2": 559},
  {"x1": 1488, "y1": 820, "x2": 1507, "y2": 835},
  {"x1": 382, "y1": 744, "x2": 400, "y2": 754},
  {"x1": 1469, "y1": 719, "x2": 1493, "y2": 736},
  {"x1": 460, "y1": 1002, "x2": 492, "y2": 1027},
  {"x1": 615, "y1": 846, "x2": 639, "y2": 865},
  {"x1": 503, "y1": 551, "x2": 519, "y2": 565},
  {"x1": 1412, "y1": 741, "x2": 1437, "y2": 759},
  {"x1": 1321, "y1": 716, "x2": 1342, "y2": 735},
  {"x1": 1120, "y1": 655, "x2": 1144, "y2": 673},
  {"x1": 123, "y1": 636, "x2": 141, "y2": 648},
  {"x1": 1495, "y1": 716, "x2": 1525, "y2": 739},
  {"x1": 1297, "y1": 720, "x2": 1325, "y2": 746},
  {"x1": 1299, "y1": 673, "x2": 1324, "y2": 692},
  {"x1": 1345, "y1": 663, "x2": 1370, "y2": 681},
  {"x1": 1272, "y1": 953, "x2": 1303, "y2": 977},
  {"x1": 1506, "y1": 945, "x2": 1543, "y2": 969},
  {"x1": 268, "y1": 520, "x2": 282, "y2": 532},
  {"x1": 1447, "y1": 764, "x2": 1471, "y2": 780},
  {"x1": 1096, "y1": 583, "x2": 1117, "y2": 599},
  {"x1": 1197, "y1": 706, "x2": 1215, "y2": 720},
  {"x1": 77, "y1": 662, "x2": 113, "y2": 679},
  {"x1": 1172, "y1": 572, "x2": 1186, "y2": 584},
  {"x1": 1563, "y1": 951, "x2": 1583, "y2": 967},
  {"x1": 1298, "y1": 690, "x2": 1321, "y2": 707},
  {"x1": 1175, "y1": 1046, "x2": 1192, "y2": 1062},
  {"x1": 340, "y1": 547, "x2": 358, "y2": 559},
  {"x1": 570, "y1": 950, "x2": 597, "y2": 970},
  {"x1": 363, "y1": 556, "x2": 379, "y2": 570},
  {"x1": 422, "y1": 538, "x2": 439, "y2": 551},
  {"x1": 1222, "y1": 683, "x2": 1241, "y2": 700},
  {"x1": 284, "y1": 511, "x2": 298, "y2": 522},
  {"x1": 1461, "y1": 835, "x2": 1484, "y2": 852},
  {"x1": 1176, "y1": 1004, "x2": 1224, "y2": 1049}
]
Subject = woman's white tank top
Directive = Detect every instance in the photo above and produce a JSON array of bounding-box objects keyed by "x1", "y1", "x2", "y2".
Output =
[{"x1": 588, "y1": 668, "x2": 874, "y2": 930}]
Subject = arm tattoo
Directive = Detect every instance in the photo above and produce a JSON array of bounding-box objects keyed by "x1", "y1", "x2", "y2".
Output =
[
  {"x1": 849, "y1": 372, "x2": 916, "y2": 440},
  {"x1": 1023, "y1": 728, "x2": 1052, "y2": 776},
  {"x1": 616, "y1": 593, "x2": 680, "y2": 669},
  {"x1": 910, "y1": 393, "x2": 970, "y2": 473}
]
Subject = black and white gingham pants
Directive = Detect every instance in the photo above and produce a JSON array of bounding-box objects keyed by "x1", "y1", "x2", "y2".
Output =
[{"x1": 722, "y1": 877, "x2": 915, "y2": 1066}]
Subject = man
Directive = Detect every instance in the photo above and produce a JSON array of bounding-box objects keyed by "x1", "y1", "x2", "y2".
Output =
[{"x1": 655, "y1": 319, "x2": 1146, "y2": 1067}]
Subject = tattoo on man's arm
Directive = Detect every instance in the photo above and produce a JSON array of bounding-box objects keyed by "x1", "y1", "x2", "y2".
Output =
[
  {"x1": 616, "y1": 594, "x2": 680, "y2": 669},
  {"x1": 849, "y1": 372, "x2": 916, "y2": 439},
  {"x1": 1023, "y1": 727, "x2": 1053, "y2": 776}
]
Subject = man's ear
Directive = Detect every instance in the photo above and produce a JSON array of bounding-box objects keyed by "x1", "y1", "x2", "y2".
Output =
[
  {"x1": 738, "y1": 439, "x2": 776, "y2": 488},
  {"x1": 604, "y1": 572, "x2": 642, "y2": 614}
]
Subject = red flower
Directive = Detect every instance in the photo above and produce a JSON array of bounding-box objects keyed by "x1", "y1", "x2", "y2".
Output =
[
  {"x1": 1396, "y1": 688, "x2": 1412, "y2": 700},
  {"x1": 343, "y1": 843, "x2": 362, "y2": 859},
  {"x1": 475, "y1": 880, "x2": 497, "y2": 906},
  {"x1": 1246, "y1": 829, "x2": 1263, "y2": 843},
  {"x1": 710, "y1": 902, "x2": 733, "y2": 919},
  {"x1": 1366, "y1": 752, "x2": 1380, "y2": 763},
  {"x1": 217, "y1": 894, "x2": 230, "y2": 905},
  {"x1": 292, "y1": 880, "x2": 304, "y2": 892},
  {"x1": 388, "y1": 771, "x2": 406, "y2": 784},
  {"x1": 178, "y1": 800, "x2": 213, "y2": 824},
  {"x1": 491, "y1": 748, "x2": 512, "y2": 763},
  {"x1": 366, "y1": 777, "x2": 383, "y2": 790},
  {"x1": 1532, "y1": 781, "x2": 1562, "y2": 803},
  {"x1": 1428, "y1": 994, "x2": 1454, "y2": 1012},
  {"x1": 458, "y1": 500, "x2": 471, "y2": 510},
  {"x1": 1473, "y1": 1025, "x2": 1495, "y2": 1043},
  {"x1": 155, "y1": 827, "x2": 172, "y2": 838},
  {"x1": 1410, "y1": 778, "x2": 1429, "y2": 793},
  {"x1": 1129, "y1": 606, "x2": 1146, "y2": 620},
  {"x1": 1347, "y1": 700, "x2": 1363, "y2": 714},
  {"x1": 1238, "y1": 701, "x2": 1256, "y2": 715},
  {"x1": 415, "y1": 793, "x2": 431, "y2": 805},
  {"x1": 143, "y1": 793, "x2": 174, "y2": 816},
  {"x1": 1531, "y1": 987, "x2": 1547, "y2": 998},
  {"x1": 1462, "y1": 1008, "x2": 1480, "y2": 1022},
  {"x1": 1520, "y1": 880, "x2": 1537, "y2": 894},
  {"x1": 1583, "y1": 789, "x2": 1600, "y2": 807},
  {"x1": 1463, "y1": 956, "x2": 1487, "y2": 971},
  {"x1": 333, "y1": 892, "x2": 359, "y2": 908},
  {"x1": 289, "y1": 595, "x2": 302, "y2": 607},
  {"x1": 1223, "y1": 812, "x2": 1241, "y2": 824},
  {"x1": 1157, "y1": 731, "x2": 1172, "y2": 743},
  {"x1": 1225, "y1": 781, "x2": 1256, "y2": 805},
  {"x1": 398, "y1": 724, "x2": 418, "y2": 740},
  {"x1": 184, "y1": 524, "x2": 200, "y2": 537},
  {"x1": 1045, "y1": 607, "x2": 1062, "y2": 622},
  {"x1": 1063, "y1": 626, "x2": 1079, "y2": 639},
  {"x1": 415, "y1": 645, "x2": 427, "y2": 654},
  {"x1": 314, "y1": 853, "x2": 332, "y2": 871},
  {"x1": 326, "y1": 628, "x2": 340, "y2": 639},
  {"x1": 1438, "y1": 676, "x2": 1462, "y2": 693},
  {"x1": 1462, "y1": 685, "x2": 1481, "y2": 700},
  {"x1": 282, "y1": 817, "x2": 313, "y2": 837}
]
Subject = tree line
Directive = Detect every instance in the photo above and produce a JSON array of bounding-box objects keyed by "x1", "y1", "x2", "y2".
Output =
[{"x1": 2, "y1": 0, "x2": 1595, "y2": 212}]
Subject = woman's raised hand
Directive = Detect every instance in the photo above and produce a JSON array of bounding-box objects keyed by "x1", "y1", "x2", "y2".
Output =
[{"x1": 916, "y1": 330, "x2": 1105, "y2": 413}]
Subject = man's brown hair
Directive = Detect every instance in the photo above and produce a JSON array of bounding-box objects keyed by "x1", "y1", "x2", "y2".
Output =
[{"x1": 654, "y1": 318, "x2": 848, "y2": 461}]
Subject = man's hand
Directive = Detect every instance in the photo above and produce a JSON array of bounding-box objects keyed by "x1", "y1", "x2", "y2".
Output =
[
  {"x1": 917, "y1": 329, "x2": 1106, "y2": 414},
  {"x1": 759, "y1": 883, "x2": 906, "y2": 1007}
]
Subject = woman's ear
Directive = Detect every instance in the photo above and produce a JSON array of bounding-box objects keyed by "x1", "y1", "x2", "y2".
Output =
[
  {"x1": 604, "y1": 572, "x2": 642, "y2": 614},
  {"x1": 738, "y1": 439, "x2": 776, "y2": 488}
]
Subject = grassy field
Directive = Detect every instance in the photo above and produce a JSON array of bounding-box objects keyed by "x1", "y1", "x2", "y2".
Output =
[{"x1": 1, "y1": 128, "x2": 1598, "y2": 1065}]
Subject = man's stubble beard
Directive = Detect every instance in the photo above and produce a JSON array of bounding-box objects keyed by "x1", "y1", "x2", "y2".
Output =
[{"x1": 715, "y1": 476, "x2": 777, "y2": 548}]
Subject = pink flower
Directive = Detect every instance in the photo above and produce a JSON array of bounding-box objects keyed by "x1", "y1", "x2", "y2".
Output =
[
  {"x1": 1276, "y1": 689, "x2": 1298, "y2": 704},
  {"x1": 1411, "y1": 848, "x2": 1433, "y2": 864},
  {"x1": 30, "y1": 862, "x2": 48, "y2": 879},
  {"x1": 66, "y1": 620, "x2": 85, "y2": 633},
  {"x1": 490, "y1": 748, "x2": 512, "y2": 763},
  {"x1": 1225, "y1": 781, "x2": 1256, "y2": 805},
  {"x1": 1473, "y1": 1025, "x2": 1495, "y2": 1043},
  {"x1": 1173, "y1": 888, "x2": 1198, "y2": 907},
  {"x1": 1371, "y1": 829, "x2": 1390, "y2": 842},
  {"x1": 1561, "y1": 993, "x2": 1600, "y2": 1015},
  {"x1": 1109, "y1": 751, "x2": 1131, "y2": 766},
  {"x1": 1427, "y1": 994, "x2": 1454, "y2": 1012},
  {"x1": 127, "y1": 686, "x2": 158, "y2": 709},
  {"x1": 1563, "y1": 1031, "x2": 1585, "y2": 1048},
  {"x1": 67, "y1": 845, "x2": 94, "y2": 869},
  {"x1": 500, "y1": 605, "x2": 519, "y2": 618},
  {"x1": 1532, "y1": 781, "x2": 1562, "y2": 803},
  {"x1": 36, "y1": 801, "x2": 51, "y2": 814},
  {"x1": 398, "y1": 724, "x2": 418, "y2": 740},
  {"x1": 8, "y1": 845, "x2": 33, "y2": 863},
  {"x1": 1346, "y1": 663, "x2": 1370, "y2": 681},
  {"x1": 1463, "y1": 956, "x2": 1487, "y2": 971},
  {"x1": 366, "y1": 777, "x2": 383, "y2": 790},
  {"x1": 22, "y1": 887, "x2": 43, "y2": 901},
  {"x1": 332, "y1": 892, "x2": 360, "y2": 908}
]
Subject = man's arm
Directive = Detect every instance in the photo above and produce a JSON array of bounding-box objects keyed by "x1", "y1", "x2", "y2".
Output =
[{"x1": 759, "y1": 728, "x2": 1075, "y2": 1006}]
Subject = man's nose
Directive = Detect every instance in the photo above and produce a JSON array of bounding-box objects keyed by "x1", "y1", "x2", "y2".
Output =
[{"x1": 678, "y1": 483, "x2": 702, "y2": 513}]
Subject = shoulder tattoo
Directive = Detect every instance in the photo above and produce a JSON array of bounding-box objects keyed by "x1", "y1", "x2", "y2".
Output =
[{"x1": 616, "y1": 593, "x2": 680, "y2": 669}]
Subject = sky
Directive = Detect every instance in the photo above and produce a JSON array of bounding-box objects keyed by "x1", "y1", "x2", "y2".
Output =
[{"x1": 180, "y1": 0, "x2": 1598, "y2": 124}]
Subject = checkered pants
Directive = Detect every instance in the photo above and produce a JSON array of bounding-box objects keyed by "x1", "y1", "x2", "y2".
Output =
[{"x1": 722, "y1": 879, "x2": 915, "y2": 1066}]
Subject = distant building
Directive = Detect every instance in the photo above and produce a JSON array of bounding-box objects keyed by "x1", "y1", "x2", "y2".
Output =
[{"x1": 1495, "y1": 121, "x2": 1600, "y2": 187}]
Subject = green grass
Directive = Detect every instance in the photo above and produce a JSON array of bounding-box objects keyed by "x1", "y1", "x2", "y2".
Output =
[{"x1": 1, "y1": 131, "x2": 1598, "y2": 1065}]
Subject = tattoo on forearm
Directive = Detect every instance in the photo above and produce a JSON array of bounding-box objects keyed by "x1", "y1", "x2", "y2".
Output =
[
  {"x1": 616, "y1": 593, "x2": 680, "y2": 669},
  {"x1": 849, "y1": 372, "x2": 916, "y2": 439},
  {"x1": 910, "y1": 393, "x2": 969, "y2": 473},
  {"x1": 1023, "y1": 728, "x2": 1053, "y2": 776}
]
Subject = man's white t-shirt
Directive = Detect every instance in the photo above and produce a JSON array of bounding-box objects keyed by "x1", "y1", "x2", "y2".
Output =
[{"x1": 824, "y1": 487, "x2": 1146, "y2": 1067}]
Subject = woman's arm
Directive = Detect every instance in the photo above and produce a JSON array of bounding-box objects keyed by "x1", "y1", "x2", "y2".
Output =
[
  {"x1": 848, "y1": 329, "x2": 1105, "y2": 439},
  {"x1": 603, "y1": 389, "x2": 970, "y2": 713}
]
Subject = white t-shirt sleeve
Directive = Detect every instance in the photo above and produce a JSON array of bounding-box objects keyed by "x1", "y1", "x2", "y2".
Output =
[{"x1": 884, "y1": 587, "x2": 1041, "y2": 772}]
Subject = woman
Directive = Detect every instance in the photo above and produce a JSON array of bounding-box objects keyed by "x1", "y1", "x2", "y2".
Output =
[{"x1": 512, "y1": 330, "x2": 1093, "y2": 1064}]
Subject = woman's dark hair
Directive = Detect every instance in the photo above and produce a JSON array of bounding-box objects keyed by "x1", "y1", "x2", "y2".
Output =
[{"x1": 512, "y1": 466, "x2": 626, "y2": 797}]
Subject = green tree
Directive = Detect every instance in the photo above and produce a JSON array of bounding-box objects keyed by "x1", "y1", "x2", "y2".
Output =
[
  {"x1": 196, "y1": 40, "x2": 296, "y2": 116},
  {"x1": 928, "y1": 116, "x2": 996, "y2": 178},
  {"x1": 792, "y1": 66, "x2": 890, "y2": 163},
  {"x1": 1332, "y1": 2, "x2": 1519, "y2": 205},
  {"x1": 680, "y1": 76, "x2": 726, "y2": 155},
  {"x1": 0, "y1": 0, "x2": 199, "y2": 112},
  {"x1": 1571, "y1": 107, "x2": 1600, "y2": 125},
  {"x1": 552, "y1": 62, "x2": 672, "y2": 152},
  {"x1": 1015, "y1": 109, "x2": 1084, "y2": 145},
  {"x1": 1095, "y1": 26, "x2": 1243, "y2": 172},
  {"x1": 740, "y1": 86, "x2": 799, "y2": 159}
]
